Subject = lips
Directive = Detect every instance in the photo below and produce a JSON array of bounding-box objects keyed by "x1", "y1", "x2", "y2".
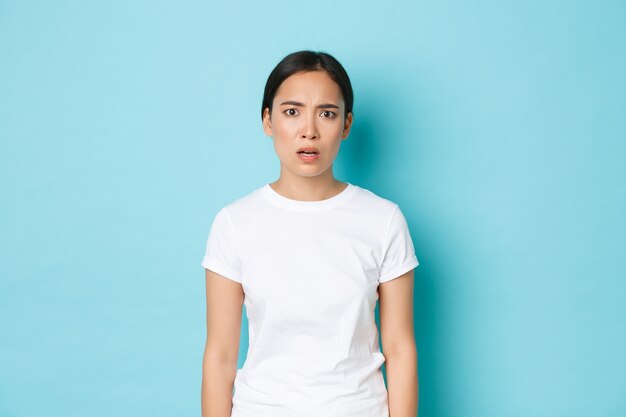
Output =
[{"x1": 296, "y1": 146, "x2": 320, "y2": 154}]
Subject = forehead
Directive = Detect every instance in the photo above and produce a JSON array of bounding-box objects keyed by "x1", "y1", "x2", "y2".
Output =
[{"x1": 274, "y1": 70, "x2": 344, "y2": 103}]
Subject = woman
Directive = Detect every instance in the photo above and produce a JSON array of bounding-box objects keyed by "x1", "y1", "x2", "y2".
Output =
[{"x1": 201, "y1": 50, "x2": 419, "y2": 417}]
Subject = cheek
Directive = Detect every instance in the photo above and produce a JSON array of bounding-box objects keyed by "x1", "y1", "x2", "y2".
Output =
[
  {"x1": 274, "y1": 125, "x2": 291, "y2": 138},
  {"x1": 272, "y1": 119, "x2": 295, "y2": 139},
  {"x1": 272, "y1": 125, "x2": 293, "y2": 154},
  {"x1": 322, "y1": 120, "x2": 345, "y2": 136}
]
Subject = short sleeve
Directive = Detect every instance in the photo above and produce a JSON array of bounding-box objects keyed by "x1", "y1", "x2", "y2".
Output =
[
  {"x1": 201, "y1": 207, "x2": 243, "y2": 283},
  {"x1": 378, "y1": 204, "x2": 420, "y2": 283}
]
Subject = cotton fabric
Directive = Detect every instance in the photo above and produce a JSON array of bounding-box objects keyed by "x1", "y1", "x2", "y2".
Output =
[{"x1": 201, "y1": 182, "x2": 419, "y2": 417}]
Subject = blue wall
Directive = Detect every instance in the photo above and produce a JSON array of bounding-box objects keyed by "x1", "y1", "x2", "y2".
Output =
[{"x1": 1, "y1": 1, "x2": 624, "y2": 416}]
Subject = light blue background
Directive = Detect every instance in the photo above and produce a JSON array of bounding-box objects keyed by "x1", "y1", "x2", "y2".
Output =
[{"x1": 1, "y1": 1, "x2": 624, "y2": 416}]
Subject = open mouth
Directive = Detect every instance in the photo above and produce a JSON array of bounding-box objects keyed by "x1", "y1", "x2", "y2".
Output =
[
  {"x1": 297, "y1": 146, "x2": 320, "y2": 155},
  {"x1": 296, "y1": 147, "x2": 320, "y2": 161}
]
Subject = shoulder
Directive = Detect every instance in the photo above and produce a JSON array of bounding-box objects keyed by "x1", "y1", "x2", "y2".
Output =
[
  {"x1": 350, "y1": 184, "x2": 400, "y2": 217},
  {"x1": 217, "y1": 183, "x2": 267, "y2": 218}
]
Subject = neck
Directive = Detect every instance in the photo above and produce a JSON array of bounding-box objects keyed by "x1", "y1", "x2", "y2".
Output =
[{"x1": 270, "y1": 169, "x2": 347, "y2": 202}]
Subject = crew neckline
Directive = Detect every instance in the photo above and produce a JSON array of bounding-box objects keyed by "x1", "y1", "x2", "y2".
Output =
[{"x1": 260, "y1": 182, "x2": 357, "y2": 212}]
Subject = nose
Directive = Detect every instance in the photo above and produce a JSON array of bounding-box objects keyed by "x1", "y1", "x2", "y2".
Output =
[{"x1": 300, "y1": 112, "x2": 319, "y2": 140}]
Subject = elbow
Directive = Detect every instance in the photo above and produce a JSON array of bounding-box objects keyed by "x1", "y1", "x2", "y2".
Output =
[
  {"x1": 383, "y1": 339, "x2": 417, "y2": 360},
  {"x1": 203, "y1": 343, "x2": 239, "y2": 368}
]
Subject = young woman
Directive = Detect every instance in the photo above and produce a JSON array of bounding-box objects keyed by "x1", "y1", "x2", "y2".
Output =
[{"x1": 201, "y1": 50, "x2": 419, "y2": 417}]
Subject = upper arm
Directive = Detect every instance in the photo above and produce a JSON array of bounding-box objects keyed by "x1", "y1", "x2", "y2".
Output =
[
  {"x1": 378, "y1": 268, "x2": 416, "y2": 356},
  {"x1": 204, "y1": 268, "x2": 244, "y2": 365}
]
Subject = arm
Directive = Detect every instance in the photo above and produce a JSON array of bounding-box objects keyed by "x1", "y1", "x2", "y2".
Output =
[
  {"x1": 379, "y1": 269, "x2": 419, "y2": 417},
  {"x1": 201, "y1": 269, "x2": 244, "y2": 417}
]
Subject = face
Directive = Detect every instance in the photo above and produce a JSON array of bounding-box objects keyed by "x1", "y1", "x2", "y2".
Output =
[{"x1": 262, "y1": 70, "x2": 353, "y2": 180}]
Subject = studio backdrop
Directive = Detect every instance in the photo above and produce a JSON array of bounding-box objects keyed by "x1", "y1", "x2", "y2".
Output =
[{"x1": 1, "y1": 1, "x2": 624, "y2": 416}]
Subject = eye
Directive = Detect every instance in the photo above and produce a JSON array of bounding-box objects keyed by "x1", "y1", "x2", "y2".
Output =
[
  {"x1": 283, "y1": 108, "x2": 298, "y2": 116},
  {"x1": 320, "y1": 110, "x2": 336, "y2": 118}
]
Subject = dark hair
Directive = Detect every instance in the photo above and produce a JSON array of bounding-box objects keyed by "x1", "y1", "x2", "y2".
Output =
[{"x1": 261, "y1": 50, "x2": 354, "y2": 120}]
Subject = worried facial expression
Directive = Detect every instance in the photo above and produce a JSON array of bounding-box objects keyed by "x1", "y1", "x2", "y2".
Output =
[{"x1": 262, "y1": 70, "x2": 353, "y2": 179}]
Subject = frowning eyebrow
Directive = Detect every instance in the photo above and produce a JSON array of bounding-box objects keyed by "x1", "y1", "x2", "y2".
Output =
[{"x1": 279, "y1": 100, "x2": 340, "y2": 109}]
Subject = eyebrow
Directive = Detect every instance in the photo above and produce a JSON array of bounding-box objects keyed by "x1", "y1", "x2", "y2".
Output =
[{"x1": 279, "y1": 100, "x2": 340, "y2": 109}]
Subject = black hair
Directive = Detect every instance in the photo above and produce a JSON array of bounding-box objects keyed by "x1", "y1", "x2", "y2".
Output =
[{"x1": 261, "y1": 50, "x2": 354, "y2": 120}]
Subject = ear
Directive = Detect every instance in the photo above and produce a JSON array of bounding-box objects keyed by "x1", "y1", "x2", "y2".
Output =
[
  {"x1": 341, "y1": 112, "x2": 353, "y2": 139},
  {"x1": 262, "y1": 107, "x2": 272, "y2": 136}
]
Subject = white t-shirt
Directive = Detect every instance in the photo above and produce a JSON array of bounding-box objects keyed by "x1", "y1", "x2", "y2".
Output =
[{"x1": 201, "y1": 182, "x2": 419, "y2": 417}]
